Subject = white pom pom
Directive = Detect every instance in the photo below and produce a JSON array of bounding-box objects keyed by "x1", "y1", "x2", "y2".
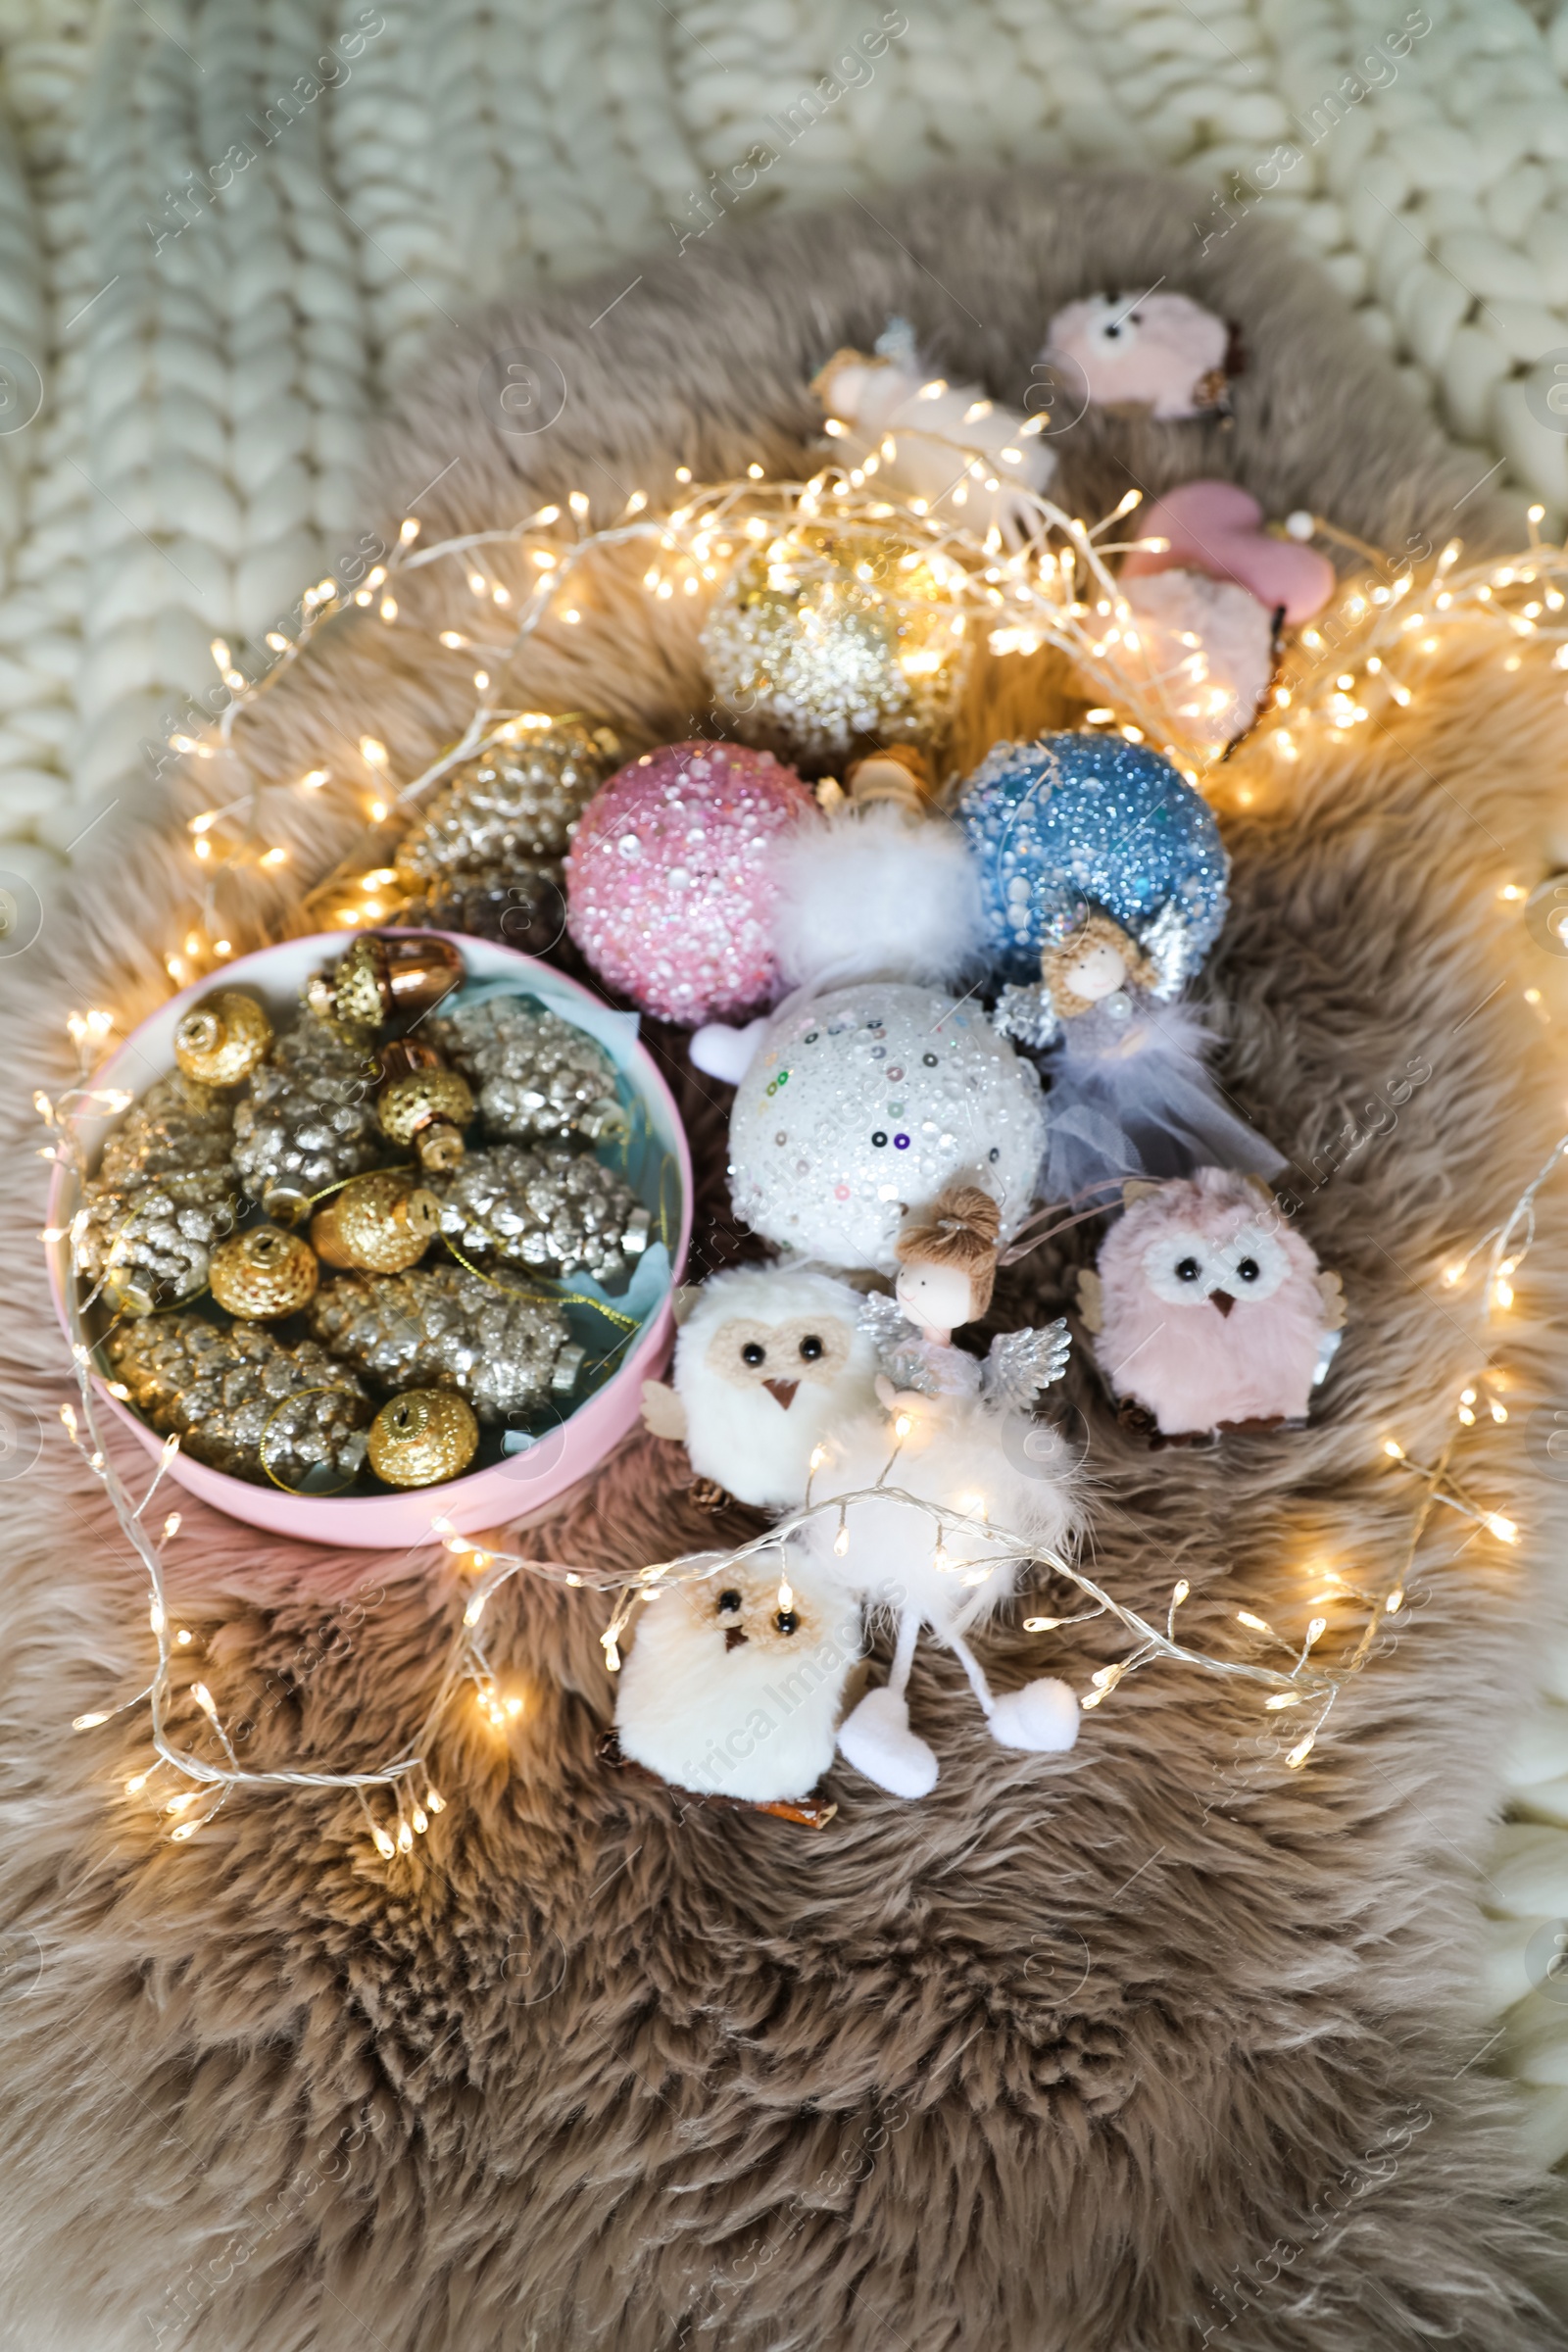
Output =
[
  {"x1": 772, "y1": 804, "x2": 984, "y2": 994},
  {"x1": 986, "y1": 1678, "x2": 1080, "y2": 1753}
]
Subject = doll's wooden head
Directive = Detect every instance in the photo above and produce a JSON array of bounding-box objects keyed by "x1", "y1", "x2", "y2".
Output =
[
  {"x1": 1040, "y1": 910, "x2": 1157, "y2": 1018},
  {"x1": 894, "y1": 1185, "x2": 1002, "y2": 1337}
]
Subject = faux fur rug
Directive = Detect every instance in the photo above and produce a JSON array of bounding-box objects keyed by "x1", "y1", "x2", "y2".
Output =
[{"x1": 3, "y1": 170, "x2": 1567, "y2": 2350}]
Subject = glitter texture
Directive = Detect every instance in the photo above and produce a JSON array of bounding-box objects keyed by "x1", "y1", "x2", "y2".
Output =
[
  {"x1": 393, "y1": 719, "x2": 621, "y2": 888},
  {"x1": 106, "y1": 1315, "x2": 371, "y2": 1488},
  {"x1": 231, "y1": 1012, "x2": 382, "y2": 1219},
  {"x1": 727, "y1": 980, "x2": 1047, "y2": 1272},
  {"x1": 99, "y1": 1069, "x2": 233, "y2": 1195},
  {"x1": 429, "y1": 996, "x2": 623, "y2": 1144},
  {"x1": 74, "y1": 1171, "x2": 236, "y2": 1314},
  {"x1": 565, "y1": 740, "x2": 812, "y2": 1023},
  {"x1": 957, "y1": 732, "x2": 1230, "y2": 990},
  {"x1": 431, "y1": 1143, "x2": 650, "y2": 1284},
  {"x1": 309, "y1": 1263, "x2": 579, "y2": 1422},
  {"x1": 701, "y1": 527, "x2": 968, "y2": 762}
]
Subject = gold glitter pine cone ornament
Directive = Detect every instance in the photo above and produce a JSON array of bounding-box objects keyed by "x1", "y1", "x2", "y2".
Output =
[
  {"x1": 105, "y1": 1315, "x2": 371, "y2": 1489},
  {"x1": 427, "y1": 996, "x2": 623, "y2": 1144},
  {"x1": 392, "y1": 719, "x2": 622, "y2": 889},
  {"x1": 367, "y1": 1389, "x2": 479, "y2": 1487},
  {"x1": 374, "y1": 1039, "x2": 474, "y2": 1171},
  {"x1": 308, "y1": 1263, "x2": 583, "y2": 1422},
  {"x1": 700, "y1": 524, "x2": 969, "y2": 763},
  {"x1": 311, "y1": 1171, "x2": 442, "y2": 1272},
  {"x1": 430, "y1": 1143, "x2": 650, "y2": 1283},
  {"x1": 99, "y1": 1068, "x2": 234, "y2": 1195},
  {"x1": 209, "y1": 1224, "x2": 320, "y2": 1318},
  {"x1": 172, "y1": 990, "x2": 273, "y2": 1087}
]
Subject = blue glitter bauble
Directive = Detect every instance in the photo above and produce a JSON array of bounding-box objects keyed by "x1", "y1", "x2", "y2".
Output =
[{"x1": 956, "y1": 732, "x2": 1230, "y2": 990}]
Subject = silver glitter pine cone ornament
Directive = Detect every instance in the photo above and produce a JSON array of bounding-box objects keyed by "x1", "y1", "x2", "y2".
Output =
[
  {"x1": 700, "y1": 524, "x2": 968, "y2": 762},
  {"x1": 308, "y1": 1262, "x2": 582, "y2": 1422},
  {"x1": 427, "y1": 996, "x2": 623, "y2": 1144},
  {"x1": 74, "y1": 1171, "x2": 237, "y2": 1315},
  {"x1": 106, "y1": 1314, "x2": 371, "y2": 1489},
  {"x1": 78, "y1": 1070, "x2": 239, "y2": 1312},
  {"x1": 231, "y1": 1012, "x2": 383, "y2": 1223},
  {"x1": 430, "y1": 1143, "x2": 650, "y2": 1283},
  {"x1": 392, "y1": 719, "x2": 621, "y2": 889},
  {"x1": 98, "y1": 1069, "x2": 234, "y2": 1195}
]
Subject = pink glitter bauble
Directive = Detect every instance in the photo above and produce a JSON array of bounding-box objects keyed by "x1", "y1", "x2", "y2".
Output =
[{"x1": 564, "y1": 741, "x2": 814, "y2": 1023}]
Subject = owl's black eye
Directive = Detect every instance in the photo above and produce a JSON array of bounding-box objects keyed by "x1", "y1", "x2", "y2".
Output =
[
  {"x1": 774, "y1": 1609, "x2": 800, "y2": 1635},
  {"x1": 799, "y1": 1334, "x2": 823, "y2": 1361},
  {"x1": 717, "y1": 1590, "x2": 743, "y2": 1614},
  {"x1": 1237, "y1": 1257, "x2": 1260, "y2": 1283},
  {"x1": 1175, "y1": 1255, "x2": 1202, "y2": 1282},
  {"x1": 741, "y1": 1341, "x2": 765, "y2": 1366}
]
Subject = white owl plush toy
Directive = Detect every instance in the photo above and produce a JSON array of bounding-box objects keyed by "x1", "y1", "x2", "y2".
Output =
[
  {"x1": 1078, "y1": 1168, "x2": 1346, "y2": 1441},
  {"x1": 641, "y1": 1262, "x2": 882, "y2": 1509},
  {"x1": 613, "y1": 1556, "x2": 861, "y2": 1813}
]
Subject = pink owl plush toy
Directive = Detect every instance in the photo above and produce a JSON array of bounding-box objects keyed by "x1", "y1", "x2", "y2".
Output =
[{"x1": 1078, "y1": 1169, "x2": 1345, "y2": 1440}]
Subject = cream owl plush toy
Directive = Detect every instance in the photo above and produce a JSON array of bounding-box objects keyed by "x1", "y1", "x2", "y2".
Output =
[
  {"x1": 1078, "y1": 1168, "x2": 1345, "y2": 1440},
  {"x1": 614, "y1": 1557, "x2": 860, "y2": 1809},
  {"x1": 641, "y1": 1263, "x2": 882, "y2": 1510}
]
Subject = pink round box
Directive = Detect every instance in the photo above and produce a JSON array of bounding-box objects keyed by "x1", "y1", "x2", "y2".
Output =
[{"x1": 45, "y1": 931, "x2": 692, "y2": 1549}]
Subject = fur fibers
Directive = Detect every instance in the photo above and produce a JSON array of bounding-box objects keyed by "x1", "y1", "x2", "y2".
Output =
[
  {"x1": 771, "y1": 800, "x2": 984, "y2": 994},
  {"x1": 0, "y1": 168, "x2": 1564, "y2": 2351},
  {"x1": 800, "y1": 1391, "x2": 1079, "y2": 1638}
]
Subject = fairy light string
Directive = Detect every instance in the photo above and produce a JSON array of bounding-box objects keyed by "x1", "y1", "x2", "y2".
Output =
[{"x1": 38, "y1": 456, "x2": 1568, "y2": 1856}]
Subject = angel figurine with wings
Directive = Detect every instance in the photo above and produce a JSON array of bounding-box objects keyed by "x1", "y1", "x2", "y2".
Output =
[{"x1": 796, "y1": 1186, "x2": 1084, "y2": 1798}]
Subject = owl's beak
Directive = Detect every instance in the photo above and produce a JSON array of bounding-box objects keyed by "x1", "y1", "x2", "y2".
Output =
[
  {"x1": 1210, "y1": 1290, "x2": 1235, "y2": 1317},
  {"x1": 725, "y1": 1627, "x2": 749, "y2": 1651},
  {"x1": 762, "y1": 1378, "x2": 799, "y2": 1409}
]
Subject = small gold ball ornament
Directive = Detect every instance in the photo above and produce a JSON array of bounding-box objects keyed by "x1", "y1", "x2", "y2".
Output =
[
  {"x1": 209, "y1": 1225, "x2": 320, "y2": 1318},
  {"x1": 311, "y1": 1172, "x2": 443, "y2": 1272},
  {"x1": 367, "y1": 1389, "x2": 479, "y2": 1487},
  {"x1": 173, "y1": 991, "x2": 273, "y2": 1087}
]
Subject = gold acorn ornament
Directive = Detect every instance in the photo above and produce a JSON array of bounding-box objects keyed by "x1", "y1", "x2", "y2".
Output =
[
  {"x1": 310, "y1": 1171, "x2": 443, "y2": 1272},
  {"x1": 700, "y1": 521, "x2": 968, "y2": 763},
  {"x1": 307, "y1": 931, "x2": 465, "y2": 1029},
  {"x1": 366, "y1": 1389, "x2": 479, "y2": 1488},
  {"x1": 172, "y1": 990, "x2": 273, "y2": 1087},
  {"x1": 374, "y1": 1040, "x2": 474, "y2": 1172},
  {"x1": 209, "y1": 1224, "x2": 320, "y2": 1318}
]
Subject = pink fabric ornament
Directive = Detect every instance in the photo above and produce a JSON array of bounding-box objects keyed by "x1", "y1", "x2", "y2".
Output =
[
  {"x1": 1121, "y1": 479, "x2": 1335, "y2": 625},
  {"x1": 565, "y1": 741, "x2": 815, "y2": 1024},
  {"x1": 1082, "y1": 1169, "x2": 1346, "y2": 1439},
  {"x1": 1044, "y1": 291, "x2": 1235, "y2": 420}
]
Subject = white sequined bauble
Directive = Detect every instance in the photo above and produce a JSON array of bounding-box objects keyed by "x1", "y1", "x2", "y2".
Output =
[{"x1": 728, "y1": 981, "x2": 1047, "y2": 1272}]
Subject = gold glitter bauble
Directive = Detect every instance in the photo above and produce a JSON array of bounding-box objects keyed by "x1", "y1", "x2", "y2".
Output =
[
  {"x1": 393, "y1": 719, "x2": 621, "y2": 887},
  {"x1": 376, "y1": 1066, "x2": 474, "y2": 1168},
  {"x1": 173, "y1": 991, "x2": 273, "y2": 1087},
  {"x1": 209, "y1": 1224, "x2": 320, "y2": 1318},
  {"x1": 367, "y1": 1389, "x2": 479, "y2": 1488},
  {"x1": 311, "y1": 1173, "x2": 443, "y2": 1272},
  {"x1": 700, "y1": 525, "x2": 968, "y2": 762}
]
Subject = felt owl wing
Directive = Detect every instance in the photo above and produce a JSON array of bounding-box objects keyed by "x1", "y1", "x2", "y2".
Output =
[{"x1": 980, "y1": 1319, "x2": 1072, "y2": 1412}]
